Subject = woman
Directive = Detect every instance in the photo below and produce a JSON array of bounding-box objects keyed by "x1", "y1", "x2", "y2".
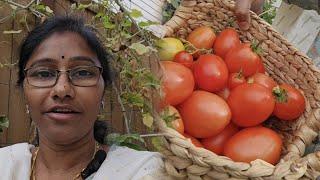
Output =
[{"x1": 0, "y1": 16, "x2": 166, "y2": 180}]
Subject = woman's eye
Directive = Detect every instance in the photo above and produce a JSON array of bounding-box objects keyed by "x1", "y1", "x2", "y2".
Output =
[
  {"x1": 73, "y1": 69, "x2": 95, "y2": 77},
  {"x1": 31, "y1": 70, "x2": 55, "y2": 78}
]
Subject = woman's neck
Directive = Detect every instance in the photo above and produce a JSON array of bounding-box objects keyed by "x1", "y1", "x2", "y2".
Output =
[{"x1": 35, "y1": 130, "x2": 96, "y2": 176}]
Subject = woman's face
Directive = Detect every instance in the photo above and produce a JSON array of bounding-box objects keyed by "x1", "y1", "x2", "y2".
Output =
[{"x1": 23, "y1": 32, "x2": 105, "y2": 145}]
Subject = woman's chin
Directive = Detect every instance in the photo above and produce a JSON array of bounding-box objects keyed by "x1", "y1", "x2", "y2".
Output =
[{"x1": 40, "y1": 128, "x2": 91, "y2": 146}]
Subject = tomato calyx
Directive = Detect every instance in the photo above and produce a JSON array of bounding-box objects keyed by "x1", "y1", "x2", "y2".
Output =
[
  {"x1": 272, "y1": 86, "x2": 288, "y2": 103},
  {"x1": 236, "y1": 70, "x2": 243, "y2": 79},
  {"x1": 226, "y1": 19, "x2": 236, "y2": 28}
]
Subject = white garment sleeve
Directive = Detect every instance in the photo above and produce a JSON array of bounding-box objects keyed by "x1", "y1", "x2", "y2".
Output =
[{"x1": 92, "y1": 145, "x2": 169, "y2": 180}]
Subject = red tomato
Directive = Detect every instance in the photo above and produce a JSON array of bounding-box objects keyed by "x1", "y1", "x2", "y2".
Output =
[
  {"x1": 216, "y1": 87, "x2": 230, "y2": 101},
  {"x1": 162, "y1": 106, "x2": 184, "y2": 134},
  {"x1": 273, "y1": 84, "x2": 306, "y2": 121},
  {"x1": 248, "y1": 73, "x2": 277, "y2": 92},
  {"x1": 173, "y1": 51, "x2": 194, "y2": 69},
  {"x1": 256, "y1": 59, "x2": 266, "y2": 73},
  {"x1": 184, "y1": 133, "x2": 204, "y2": 148},
  {"x1": 225, "y1": 43, "x2": 261, "y2": 77},
  {"x1": 227, "y1": 83, "x2": 275, "y2": 127},
  {"x1": 180, "y1": 90, "x2": 231, "y2": 138},
  {"x1": 228, "y1": 72, "x2": 246, "y2": 90},
  {"x1": 162, "y1": 61, "x2": 195, "y2": 105},
  {"x1": 224, "y1": 126, "x2": 282, "y2": 165},
  {"x1": 187, "y1": 26, "x2": 216, "y2": 49},
  {"x1": 201, "y1": 122, "x2": 239, "y2": 155},
  {"x1": 193, "y1": 54, "x2": 229, "y2": 92},
  {"x1": 213, "y1": 28, "x2": 241, "y2": 59}
]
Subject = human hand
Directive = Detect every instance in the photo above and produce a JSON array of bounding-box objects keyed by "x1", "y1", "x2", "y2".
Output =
[{"x1": 234, "y1": 0, "x2": 265, "y2": 30}]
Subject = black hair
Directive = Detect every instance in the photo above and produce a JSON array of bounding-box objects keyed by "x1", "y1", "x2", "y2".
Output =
[{"x1": 18, "y1": 16, "x2": 112, "y2": 144}]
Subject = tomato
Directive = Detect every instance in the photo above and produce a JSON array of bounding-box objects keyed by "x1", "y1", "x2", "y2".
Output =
[
  {"x1": 216, "y1": 87, "x2": 230, "y2": 101},
  {"x1": 193, "y1": 54, "x2": 229, "y2": 92},
  {"x1": 248, "y1": 73, "x2": 277, "y2": 92},
  {"x1": 225, "y1": 43, "x2": 261, "y2": 77},
  {"x1": 184, "y1": 133, "x2": 204, "y2": 148},
  {"x1": 227, "y1": 83, "x2": 275, "y2": 127},
  {"x1": 162, "y1": 61, "x2": 195, "y2": 105},
  {"x1": 273, "y1": 84, "x2": 306, "y2": 121},
  {"x1": 228, "y1": 72, "x2": 246, "y2": 90},
  {"x1": 224, "y1": 126, "x2": 282, "y2": 165},
  {"x1": 201, "y1": 122, "x2": 239, "y2": 155},
  {"x1": 187, "y1": 26, "x2": 216, "y2": 49},
  {"x1": 256, "y1": 59, "x2": 266, "y2": 73},
  {"x1": 213, "y1": 28, "x2": 241, "y2": 59},
  {"x1": 157, "y1": 38, "x2": 185, "y2": 61},
  {"x1": 162, "y1": 106, "x2": 184, "y2": 134},
  {"x1": 180, "y1": 90, "x2": 231, "y2": 138},
  {"x1": 173, "y1": 51, "x2": 194, "y2": 69}
]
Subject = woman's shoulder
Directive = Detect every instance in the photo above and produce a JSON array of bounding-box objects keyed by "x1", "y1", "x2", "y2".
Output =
[
  {"x1": 108, "y1": 145, "x2": 162, "y2": 158},
  {"x1": 0, "y1": 143, "x2": 33, "y2": 180},
  {"x1": 0, "y1": 142, "x2": 32, "y2": 156}
]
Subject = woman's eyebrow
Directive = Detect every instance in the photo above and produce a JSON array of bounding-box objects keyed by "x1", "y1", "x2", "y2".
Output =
[
  {"x1": 69, "y1": 56, "x2": 97, "y2": 64},
  {"x1": 28, "y1": 56, "x2": 97, "y2": 68},
  {"x1": 29, "y1": 58, "x2": 56, "y2": 68}
]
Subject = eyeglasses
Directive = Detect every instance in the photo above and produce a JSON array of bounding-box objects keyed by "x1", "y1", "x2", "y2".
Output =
[{"x1": 24, "y1": 65, "x2": 103, "y2": 88}]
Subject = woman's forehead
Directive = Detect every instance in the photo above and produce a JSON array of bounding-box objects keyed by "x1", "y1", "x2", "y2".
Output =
[{"x1": 26, "y1": 31, "x2": 101, "y2": 67}]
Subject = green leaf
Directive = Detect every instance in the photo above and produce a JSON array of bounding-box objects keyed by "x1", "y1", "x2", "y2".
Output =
[
  {"x1": 3, "y1": 30, "x2": 22, "y2": 34},
  {"x1": 0, "y1": 115, "x2": 9, "y2": 133},
  {"x1": 120, "y1": 142, "x2": 146, "y2": 151},
  {"x1": 77, "y1": 3, "x2": 92, "y2": 10},
  {"x1": 102, "y1": 16, "x2": 115, "y2": 29},
  {"x1": 170, "y1": 0, "x2": 181, "y2": 8},
  {"x1": 129, "y1": 42, "x2": 150, "y2": 55},
  {"x1": 151, "y1": 137, "x2": 165, "y2": 151},
  {"x1": 138, "y1": 21, "x2": 159, "y2": 28},
  {"x1": 122, "y1": 19, "x2": 132, "y2": 27},
  {"x1": 142, "y1": 113, "x2": 154, "y2": 128},
  {"x1": 122, "y1": 92, "x2": 144, "y2": 107},
  {"x1": 105, "y1": 133, "x2": 145, "y2": 146},
  {"x1": 95, "y1": 12, "x2": 104, "y2": 19},
  {"x1": 130, "y1": 9, "x2": 143, "y2": 18},
  {"x1": 34, "y1": 4, "x2": 46, "y2": 11}
]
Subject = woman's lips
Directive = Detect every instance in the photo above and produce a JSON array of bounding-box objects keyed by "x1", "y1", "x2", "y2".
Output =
[{"x1": 45, "y1": 112, "x2": 81, "y2": 122}]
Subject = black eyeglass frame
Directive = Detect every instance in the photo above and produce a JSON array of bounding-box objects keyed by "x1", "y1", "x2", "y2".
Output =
[{"x1": 23, "y1": 65, "x2": 103, "y2": 88}]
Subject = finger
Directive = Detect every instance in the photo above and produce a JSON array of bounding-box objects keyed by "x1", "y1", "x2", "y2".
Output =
[
  {"x1": 251, "y1": 0, "x2": 265, "y2": 14},
  {"x1": 235, "y1": 0, "x2": 252, "y2": 30}
]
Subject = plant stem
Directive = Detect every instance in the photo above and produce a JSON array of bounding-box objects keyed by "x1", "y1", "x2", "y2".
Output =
[
  {"x1": 112, "y1": 81, "x2": 131, "y2": 134},
  {"x1": 140, "y1": 133, "x2": 165, "y2": 138}
]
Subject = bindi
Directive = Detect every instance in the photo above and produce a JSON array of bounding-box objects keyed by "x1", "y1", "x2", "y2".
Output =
[{"x1": 61, "y1": 55, "x2": 65, "y2": 59}]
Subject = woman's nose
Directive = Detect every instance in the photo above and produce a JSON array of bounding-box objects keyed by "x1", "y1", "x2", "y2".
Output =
[{"x1": 51, "y1": 73, "x2": 75, "y2": 100}]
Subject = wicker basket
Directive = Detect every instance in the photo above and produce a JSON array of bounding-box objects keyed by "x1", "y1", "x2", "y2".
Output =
[{"x1": 155, "y1": 0, "x2": 320, "y2": 179}]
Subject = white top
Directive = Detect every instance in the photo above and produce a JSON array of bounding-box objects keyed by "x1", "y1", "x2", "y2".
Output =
[{"x1": 0, "y1": 143, "x2": 170, "y2": 180}]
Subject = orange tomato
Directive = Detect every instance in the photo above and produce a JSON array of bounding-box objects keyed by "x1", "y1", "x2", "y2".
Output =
[
  {"x1": 201, "y1": 122, "x2": 239, "y2": 155},
  {"x1": 187, "y1": 26, "x2": 216, "y2": 49},
  {"x1": 224, "y1": 126, "x2": 282, "y2": 165},
  {"x1": 161, "y1": 61, "x2": 195, "y2": 105},
  {"x1": 248, "y1": 73, "x2": 277, "y2": 92},
  {"x1": 180, "y1": 90, "x2": 231, "y2": 138},
  {"x1": 227, "y1": 83, "x2": 275, "y2": 127},
  {"x1": 213, "y1": 28, "x2": 241, "y2": 59},
  {"x1": 273, "y1": 84, "x2": 306, "y2": 121}
]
